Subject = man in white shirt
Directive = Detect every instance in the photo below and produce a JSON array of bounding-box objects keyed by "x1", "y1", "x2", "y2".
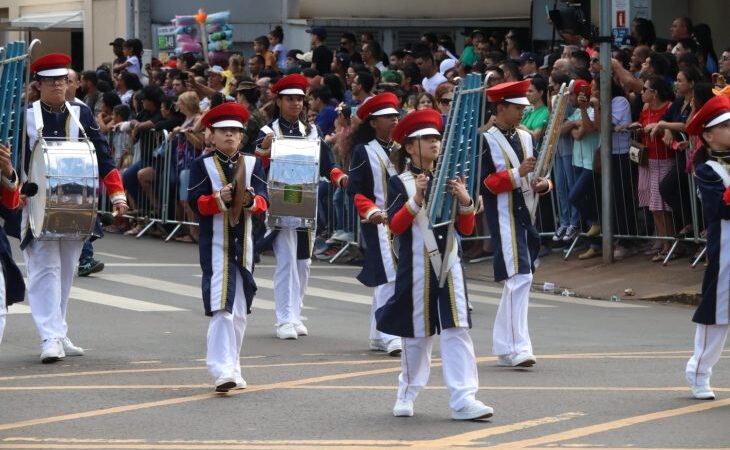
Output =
[{"x1": 416, "y1": 52, "x2": 447, "y2": 96}]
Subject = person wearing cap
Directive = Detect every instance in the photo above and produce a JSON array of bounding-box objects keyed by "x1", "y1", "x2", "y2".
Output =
[
  {"x1": 254, "y1": 74, "x2": 346, "y2": 340},
  {"x1": 109, "y1": 38, "x2": 126, "y2": 73},
  {"x1": 518, "y1": 52, "x2": 540, "y2": 79},
  {"x1": 375, "y1": 109, "x2": 493, "y2": 420},
  {"x1": 306, "y1": 26, "x2": 333, "y2": 76},
  {"x1": 345, "y1": 93, "x2": 402, "y2": 356},
  {"x1": 683, "y1": 95, "x2": 730, "y2": 400},
  {"x1": 20, "y1": 53, "x2": 128, "y2": 363},
  {"x1": 481, "y1": 80, "x2": 551, "y2": 369},
  {"x1": 0, "y1": 139, "x2": 24, "y2": 346},
  {"x1": 187, "y1": 102, "x2": 268, "y2": 393}
]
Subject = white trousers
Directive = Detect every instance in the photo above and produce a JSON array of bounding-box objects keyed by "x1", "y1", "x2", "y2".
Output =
[
  {"x1": 207, "y1": 271, "x2": 248, "y2": 382},
  {"x1": 0, "y1": 265, "x2": 6, "y2": 345},
  {"x1": 273, "y1": 229, "x2": 310, "y2": 326},
  {"x1": 370, "y1": 281, "x2": 398, "y2": 343},
  {"x1": 23, "y1": 239, "x2": 84, "y2": 341},
  {"x1": 493, "y1": 273, "x2": 533, "y2": 356},
  {"x1": 686, "y1": 324, "x2": 729, "y2": 386},
  {"x1": 398, "y1": 327, "x2": 479, "y2": 411}
]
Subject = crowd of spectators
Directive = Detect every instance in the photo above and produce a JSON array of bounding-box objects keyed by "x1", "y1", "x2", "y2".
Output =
[{"x1": 55, "y1": 16, "x2": 730, "y2": 264}]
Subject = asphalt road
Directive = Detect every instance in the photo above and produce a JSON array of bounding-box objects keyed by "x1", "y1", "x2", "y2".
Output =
[{"x1": 0, "y1": 234, "x2": 727, "y2": 449}]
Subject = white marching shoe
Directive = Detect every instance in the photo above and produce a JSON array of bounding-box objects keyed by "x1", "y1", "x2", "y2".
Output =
[
  {"x1": 234, "y1": 376, "x2": 247, "y2": 390},
  {"x1": 293, "y1": 322, "x2": 308, "y2": 336},
  {"x1": 276, "y1": 323, "x2": 298, "y2": 340},
  {"x1": 61, "y1": 337, "x2": 84, "y2": 356},
  {"x1": 40, "y1": 338, "x2": 65, "y2": 364},
  {"x1": 214, "y1": 375, "x2": 237, "y2": 393},
  {"x1": 385, "y1": 338, "x2": 402, "y2": 356},
  {"x1": 393, "y1": 398, "x2": 414, "y2": 417},
  {"x1": 452, "y1": 400, "x2": 494, "y2": 420},
  {"x1": 511, "y1": 352, "x2": 537, "y2": 367},
  {"x1": 691, "y1": 384, "x2": 716, "y2": 400}
]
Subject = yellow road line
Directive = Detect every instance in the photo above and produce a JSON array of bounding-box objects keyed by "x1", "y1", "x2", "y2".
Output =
[{"x1": 489, "y1": 398, "x2": 730, "y2": 449}]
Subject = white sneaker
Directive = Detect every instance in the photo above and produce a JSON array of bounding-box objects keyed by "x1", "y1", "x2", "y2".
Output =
[
  {"x1": 497, "y1": 354, "x2": 513, "y2": 367},
  {"x1": 393, "y1": 399, "x2": 414, "y2": 417},
  {"x1": 553, "y1": 224, "x2": 568, "y2": 242},
  {"x1": 329, "y1": 230, "x2": 350, "y2": 242},
  {"x1": 40, "y1": 338, "x2": 65, "y2": 364},
  {"x1": 276, "y1": 323, "x2": 298, "y2": 340},
  {"x1": 691, "y1": 384, "x2": 715, "y2": 400},
  {"x1": 293, "y1": 322, "x2": 308, "y2": 336},
  {"x1": 234, "y1": 376, "x2": 247, "y2": 390},
  {"x1": 214, "y1": 375, "x2": 237, "y2": 393},
  {"x1": 369, "y1": 339, "x2": 386, "y2": 351},
  {"x1": 511, "y1": 352, "x2": 537, "y2": 367},
  {"x1": 61, "y1": 337, "x2": 84, "y2": 356},
  {"x1": 452, "y1": 400, "x2": 494, "y2": 420},
  {"x1": 385, "y1": 338, "x2": 402, "y2": 356}
]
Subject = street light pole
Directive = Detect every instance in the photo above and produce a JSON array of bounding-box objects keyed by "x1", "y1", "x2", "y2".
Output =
[{"x1": 600, "y1": 0, "x2": 614, "y2": 264}]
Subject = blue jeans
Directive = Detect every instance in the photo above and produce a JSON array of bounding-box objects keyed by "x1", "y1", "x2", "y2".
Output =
[
  {"x1": 554, "y1": 152, "x2": 579, "y2": 227},
  {"x1": 80, "y1": 239, "x2": 93, "y2": 261},
  {"x1": 569, "y1": 167, "x2": 598, "y2": 225},
  {"x1": 317, "y1": 180, "x2": 331, "y2": 233},
  {"x1": 122, "y1": 160, "x2": 143, "y2": 205}
]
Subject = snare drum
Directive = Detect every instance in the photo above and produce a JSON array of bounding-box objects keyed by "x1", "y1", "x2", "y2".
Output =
[
  {"x1": 27, "y1": 138, "x2": 99, "y2": 240},
  {"x1": 267, "y1": 136, "x2": 320, "y2": 229}
]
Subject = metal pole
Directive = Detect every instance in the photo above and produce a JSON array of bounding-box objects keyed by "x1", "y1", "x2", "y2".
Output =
[{"x1": 600, "y1": 0, "x2": 613, "y2": 263}]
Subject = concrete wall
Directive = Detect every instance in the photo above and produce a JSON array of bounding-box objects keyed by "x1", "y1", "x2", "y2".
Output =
[{"x1": 292, "y1": 0, "x2": 531, "y2": 19}]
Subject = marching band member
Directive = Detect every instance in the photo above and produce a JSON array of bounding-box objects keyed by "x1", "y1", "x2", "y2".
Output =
[
  {"x1": 0, "y1": 142, "x2": 23, "y2": 345},
  {"x1": 20, "y1": 53, "x2": 128, "y2": 363},
  {"x1": 254, "y1": 74, "x2": 347, "y2": 340},
  {"x1": 377, "y1": 109, "x2": 493, "y2": 420},
  {"x1": 684, "y1": 95, "x2": 730, "y2": 400},
  {"x1": 480, "y1": 80, "x2": 552, "y2": 368},
  {"x1": 188, "y1": 102, "x2": 268, "y2": 393},
  {"x1": 346, "y1": 92, "x2": 402, "y2": 356}
]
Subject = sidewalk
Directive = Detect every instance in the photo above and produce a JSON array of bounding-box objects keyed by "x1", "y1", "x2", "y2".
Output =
[{"x1": 464, "y1": 249, "x2": 704, "y2": 304}]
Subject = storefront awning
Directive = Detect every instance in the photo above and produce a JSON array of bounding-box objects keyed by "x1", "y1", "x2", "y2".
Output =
[{"x1": 9, "y1": 10, "x2": 84, "y2": 30}]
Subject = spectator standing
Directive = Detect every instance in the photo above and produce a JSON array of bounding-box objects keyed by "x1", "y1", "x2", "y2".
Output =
[
  {"x1": 551, "y1": 72, "x2": 579, "y2": 243},
  {"x1": 81, "y1": 70, "x2": 103, "y2": 116},
  {"x1": 269, "y1": 26, "x2": 288, "y2": 71},
  {"x1": 307, "y1": 26, "x2": 333, "y2": 75},
  {"x1": 254, "y1": 36, "x2": 278, "y2": 72},
  {"x1": 363, "y1": 41, "x2": 386, "y2": 72},
  {"x1": 171, "y1": 91, "x2": 203, "y2": 243},
  {"x1": 110, "y1": 38, "x2": 126, "y2": 73},
  {"x1": 416, "y1": 52, "x2": 447, "y2": 96},
  {"x1": 519, "y1": 76, "x2": 549, "y2": 143},
  {"x1": 669, "y1": 16, "x2": 693, "y2": 53},
  {"x1": 340, "y1": 32, "x2": 363, "y2": 65}
]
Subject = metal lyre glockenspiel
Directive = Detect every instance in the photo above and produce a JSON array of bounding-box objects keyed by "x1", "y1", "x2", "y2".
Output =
[{"x1": 426, "y1": 73, "x2": 486, "y2": 286}]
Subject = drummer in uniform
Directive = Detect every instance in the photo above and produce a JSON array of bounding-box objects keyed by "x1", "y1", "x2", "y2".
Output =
[
  {"x1": 480, "y1": 80, "x2": 551, "y2": 368},
  {"x1": 684, "y1": 95, "x2": 730, "y2": 400},
  {"x1": 346, "y1": 92, "x2": 402, "y2": 356},
  {"x1": 187, "y1": 102, "x2": 268, "y2": 392},
  {"x1": 0, "y1": 142, "x2": 23, "y2": 344},
  {"x1": 20, "y1": 53, "x2": 128, "y2": 363},
  {"x1": 254, "y1": 74, "x2": 347, "y2": 340}
]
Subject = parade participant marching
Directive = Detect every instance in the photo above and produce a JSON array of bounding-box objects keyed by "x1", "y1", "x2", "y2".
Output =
[
  {"x1": 188, "y1": 102, "x2": 269, "y2": 393},
  {"x1": 0, "y1": 142, "x2": 23, "y2": 345},
  {"x1": 346, "y1": 92, "x2": 402, "y2": 356},
  {"x1": 20, "y1": 53, "x2": 128, "y2": 363},
  {"x1": 254, "y1": 74, "x2": 347, "y2": 340},
  {"x1": 480, "y1": 80, "x2": 552, "y2": 368},
  {"x1": 376, "y1": 109, "x2": 493, "y2": 420},
  {"x1": 684, "y1": 95, "x2": 730, "y2": 400}
]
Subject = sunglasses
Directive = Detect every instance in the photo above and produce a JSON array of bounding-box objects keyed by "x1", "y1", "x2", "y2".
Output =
[{"x1": 439, "y1": 98, "x2": 453, "y2": 105}]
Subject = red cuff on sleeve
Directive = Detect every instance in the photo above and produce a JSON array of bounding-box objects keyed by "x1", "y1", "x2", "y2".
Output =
[
  {"x1": 102, "y1": 169, "x2": 125, "y2": 198},
  {"x1": 456, "y1": 212, "x2": 475, "y2": 236},
  {"x1": 197, "y1": 193, "x2": 224, "y2": 216},
  {"x1": 390, "y1": 204, "x2": 417, "y2": 235},
  {"x1": 330, "y1": 167, "x2": 345, "y2": 186},
  {"x1": 0, "y1": 182, "x2": 19, "y2": 210},
  {"x1": 354, "y1": 193, "x2": 378, "y2": 219},
  {"x1": 484, "y1": 170, "x2": 514, "y2": 194},
  {"x1": 249, "y1": 195, "x2": 268, "y2": 214},
  {"x1": 724, "y1": 186, "x2": 730, "y2": 205}
]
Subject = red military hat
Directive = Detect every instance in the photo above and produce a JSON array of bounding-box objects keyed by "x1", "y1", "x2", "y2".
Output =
[
  {"x1": 392, "y1": 109, "x2": 443, "y2": 144},
  {"x1": 201, "y1": 102, "x2": 250, "y2": 129},
  {"x1": 686, "y1": 95, "x2": 730, "y2": 136},
  {"x1": 486, "y1": 80, "x2": 531, "y2": 105},
  {"x1": 356, "y1": 92, "x2": 400, "y2": 121},
  {"x1": 271, "y1": 74, "x2": 308, "y2": 96},
  {"x1": 571, "y1": 79, "x2": 592, "y2": 97},
  {"x1": 31, "y1": 53, "x2": 71, "y2": 77}
]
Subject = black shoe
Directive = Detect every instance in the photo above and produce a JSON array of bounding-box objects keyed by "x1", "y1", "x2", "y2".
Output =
[{"x1": 78, "y1": 258, "x2": 105, "y2": 277}]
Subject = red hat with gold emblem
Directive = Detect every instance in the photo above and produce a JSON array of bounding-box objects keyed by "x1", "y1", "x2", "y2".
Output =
[
  {"x1": 392, "y1": 109, "x2": 443, "y2": 144},
  {"x1": 201, "y1": 102, "x2": 250, "y2": 129},
  {"x1": 31, "y1": 53, "x2": 72, "y2": 77},
  {"x1": 356, "y1": 92, "x2": 400, "y2": 121},
  {"x1": 271, "y1": 74, "x2": 308, "y2": 96},
  {"x1": 571, "y1": 79, "x2": 592, "y2": 97},
  {"x1": 686, "y1": 95, "x2": 730, "y2": 136},
  {"x1": 486, "y1": 80, "x2": 531, "y2": 105}
]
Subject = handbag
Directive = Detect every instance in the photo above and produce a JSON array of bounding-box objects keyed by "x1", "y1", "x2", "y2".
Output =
[{"x1": 629, "y1": 130, "x2": 648, "y2": 166}]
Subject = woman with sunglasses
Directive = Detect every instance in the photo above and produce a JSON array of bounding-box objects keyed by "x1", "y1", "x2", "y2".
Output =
[{"x1": 434, "y1": 82, "x2": 455, "y2": 122}]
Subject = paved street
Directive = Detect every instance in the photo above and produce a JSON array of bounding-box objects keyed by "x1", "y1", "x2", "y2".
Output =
[{"x1": 0, "y1": 234, "x2": 728, "y2": 449}]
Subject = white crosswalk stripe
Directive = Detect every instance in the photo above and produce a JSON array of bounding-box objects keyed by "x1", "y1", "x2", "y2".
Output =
[
  {"x1": 255, "y1": 278, "x2": 373, "y2": 305},
  {"x1": 70, "y1": 287, "x2": 188, "y2": 312}
]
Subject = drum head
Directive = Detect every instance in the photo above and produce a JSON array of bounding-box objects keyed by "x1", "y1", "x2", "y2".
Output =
[{"x1": 28, "y1": 141, "x2": 47, "y2": 239}]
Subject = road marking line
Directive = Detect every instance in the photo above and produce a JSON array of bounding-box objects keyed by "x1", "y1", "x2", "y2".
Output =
[
  {"x1": 6, "y1": 304, "x2": 31, "y2": 315},
  {"x1": 93, "y1": 251, "x2": 136, "y2": 260},
  {"x1": 69, "y1": 287, "x2": 187, "y2": 312},
  {"x1": 256, "y1": 278, "x2": 373, "y2": 305},
  {"x1": 489, "y1": 398, "x2": 730, "y2": 449}
]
